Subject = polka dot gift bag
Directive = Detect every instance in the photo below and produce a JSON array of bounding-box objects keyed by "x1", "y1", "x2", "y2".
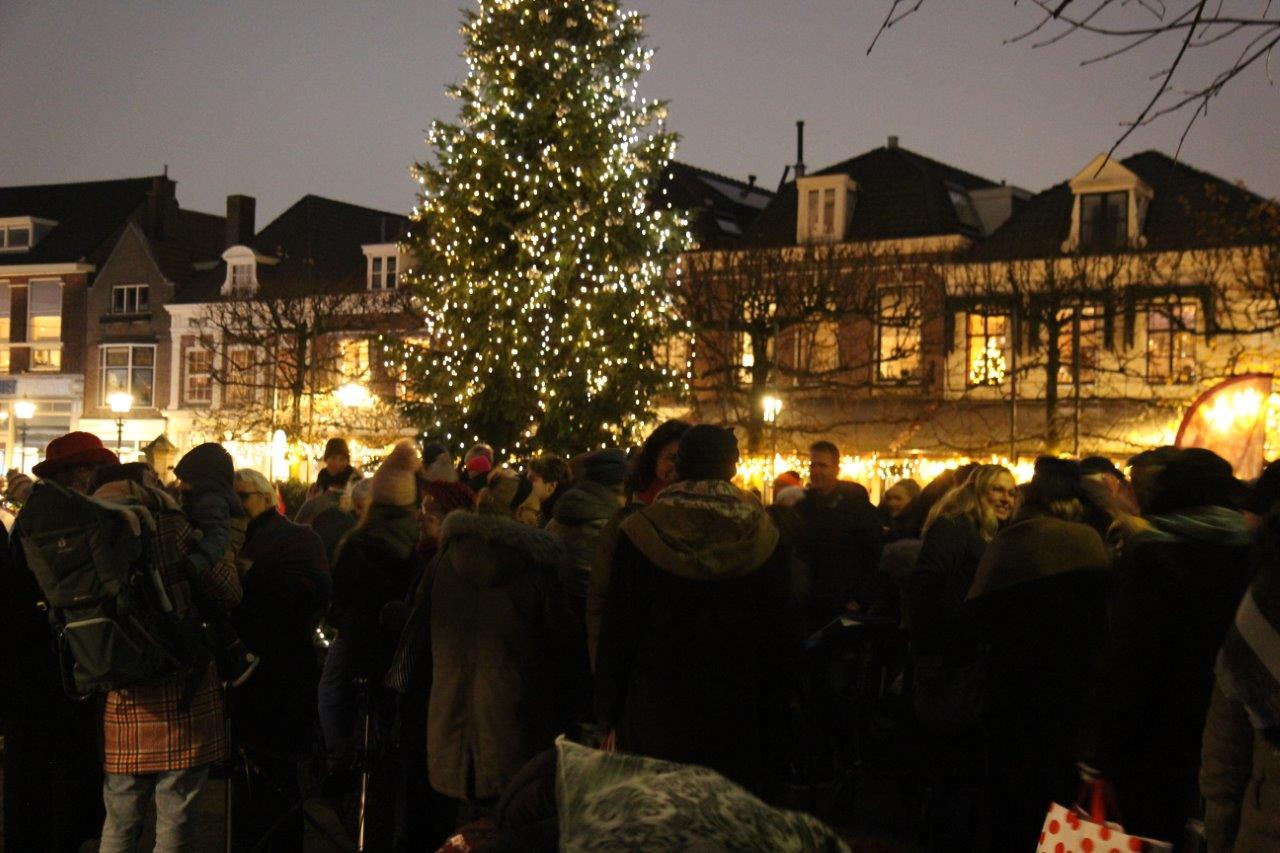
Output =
[{"x1": 1037, "y1": 781, "x2": 1173, "y2": 853}]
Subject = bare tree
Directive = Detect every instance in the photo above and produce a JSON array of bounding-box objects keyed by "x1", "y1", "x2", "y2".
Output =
[
  {"x1": 189, "y1": 288, "x2": 417, "y2": 448},
  {"x1": 678, "y1": 241, "x2": 926, "y2": 451},
  {"x1": 871, "y1": 2, "x2": 1280, "y2": 157}
]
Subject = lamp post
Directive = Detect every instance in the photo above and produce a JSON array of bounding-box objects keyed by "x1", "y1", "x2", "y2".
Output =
[
  {"x1": 107, "y1": 391, "x2": 134, "y2": 454},
  {"x1": 762, "y1": 394, "x2": 782, "y2": 502},
  {"x1": 14, "y1": 399, "x2": 35, "y2": 473}
]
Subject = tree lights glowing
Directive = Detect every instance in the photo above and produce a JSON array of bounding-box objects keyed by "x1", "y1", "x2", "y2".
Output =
[{"x1": 400, "y1": 0, "x2": 691, "y2": 456}]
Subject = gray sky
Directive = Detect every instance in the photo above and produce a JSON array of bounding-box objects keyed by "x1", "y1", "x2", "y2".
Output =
[{"x1": 2, "y1": 1, "x2": 1276, "y2": 224}]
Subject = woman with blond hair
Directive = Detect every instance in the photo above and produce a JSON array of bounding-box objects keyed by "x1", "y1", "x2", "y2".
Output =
[{"x1": 906, "y1": 463, "x2": 1017, "y2": 850}]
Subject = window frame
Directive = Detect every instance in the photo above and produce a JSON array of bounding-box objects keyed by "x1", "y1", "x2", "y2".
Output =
[
  {"x1": 98, "y1": 344, "x2": 156, "y2": 408},
  {"x1": 184, "y1": 346, "x2": 214, "y2": 405},
  {"x1": 965, "y1": 311, "x2": 1009, "y2": 387},
  {"x1": 110, "y1": 283, "x2": 150, "y2": 315},
  {"x1": 1079, "y1": 191, "x2": 1129, "y2": 250},
  {"x1": 876, "y1": 285, "x2": 922, "y2": 384},
  {"x1": 1055, "y1": 304, "x2": 1102, "y2": 387},
  {"x1": 1146, "y1": 300, "x2": 1198, "y2": 385},
  {"x1": 367, "y1": 253, "x2": 399, "y2": 290},
  {"x1": 27, "y1": 279, "x2": 63, "y2": 371}
]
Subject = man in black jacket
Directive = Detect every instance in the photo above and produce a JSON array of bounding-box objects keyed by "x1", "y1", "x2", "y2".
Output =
[{"x1": 794, "y1": 440, "x2": 885, "y2": 631}]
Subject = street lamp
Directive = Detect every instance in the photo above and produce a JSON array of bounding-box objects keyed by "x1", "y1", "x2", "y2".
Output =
[
  {"x1": 762, "y1": 394, "x2": 783, "y2": 502},
  {"x1": 14, "y1": 399, "x2": 35, "y2": 473},
  {"x1": 334, "y1": 382, "x2": 372, "y2": 409},
  {"x1": 108, "y1": 391, "x2": 133, "y2": 454}
]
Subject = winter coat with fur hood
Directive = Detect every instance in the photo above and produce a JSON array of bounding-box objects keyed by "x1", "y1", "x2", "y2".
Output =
[
  {"x1": 593, "y1": 480, "x2": 797, "y2": 799},
  {"x1": 427, "y1": 510, "x2": 577, "y2": 801}
]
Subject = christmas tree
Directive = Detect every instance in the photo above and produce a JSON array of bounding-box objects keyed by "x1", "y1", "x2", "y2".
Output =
[{"x1": 400, "y1": 0, "x2": 691, "y2": 457}]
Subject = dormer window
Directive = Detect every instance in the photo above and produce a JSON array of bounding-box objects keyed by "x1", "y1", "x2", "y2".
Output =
[
  {"x1": 363, "y1": 243, "x2": 402, "y2": 290},
  {"x1": 1079, "y1": 191, "x2": 1128, "y2": 250},
  {"x1": 796, "y1": 175, "x2": 857, "y2": 243},
  {"x1": 221, "y1": 245, "x2": 259, "y2": 295},
  {"x1": 1064, "y1": 155, "x2": 1153, "y2": 252},
  {"x1": 0, "y1": 217, "x2": 55, "y2": 252}
]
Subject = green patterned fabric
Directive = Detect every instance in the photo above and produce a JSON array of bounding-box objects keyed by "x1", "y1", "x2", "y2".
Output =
[{"x1": 555, "y1": 737, "x2": 848, "y2": 852}]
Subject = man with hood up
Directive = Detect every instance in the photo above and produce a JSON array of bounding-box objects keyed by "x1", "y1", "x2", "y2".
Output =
[{"x1": 594, "y1": 425, "x2": 796, "y2": 800}]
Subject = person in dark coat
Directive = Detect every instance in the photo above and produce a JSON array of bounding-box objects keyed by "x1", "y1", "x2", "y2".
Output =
[
  {"x1": 968, "y1": 457, "x2": 1112, "y2": 850},
  {"x1": 585, "y1": 420, "x2": 690, "y2": 671},
  {"x1": 794, "y1": 440, "x2": 885, "y2": 628},
  {"x1": 321, "y1": 441, "x2": 424, "y2": 767},
  {"x1": 1086, "y1": 448, "x2": 1252, "y2": 845},
  {"x1": 229, "y1": 467, "x2": 331, "y2": 852},
  {"x1": 427, "y1": 472, "x2": 576, "y2": 814},
  {"x1": 905, "y1": 463, "x2": 1016, "y2": 851},
  {"x1": 2, "y1": 432, "x2": 117, "y2": 853},
  {"x1": 545, "y1": 448, "x2": 627, "y2": 630},
  {"x1": 594, "y1": 425, "x2": 796, "y2": 800}
]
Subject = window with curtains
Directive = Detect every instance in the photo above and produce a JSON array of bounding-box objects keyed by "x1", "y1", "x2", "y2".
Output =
[
  {"x1": 28, "y1": 280, "x2": 62, "y2": 370},
  {"x1": 1079, "y1": 191, "x2": 1128, "y2": 250},
  {"x1": 224, "y1": 346, "x2": 257, "y2": 405}
]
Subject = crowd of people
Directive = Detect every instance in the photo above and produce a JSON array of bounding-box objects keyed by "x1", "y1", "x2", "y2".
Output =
[{"x1": 0, "y1": 422, "x2": 1277, "y2": 851}]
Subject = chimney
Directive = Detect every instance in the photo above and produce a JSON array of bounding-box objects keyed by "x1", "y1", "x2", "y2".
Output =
[
  {"x1": 145, "y1": 175, "x2": 172, "y2": 240},
  {"x1": 795, "y1": 120, "x2": 806, "y2": 178},
  {"x1": 742, "y1": 175, "x2": 757, "y2": 197},
  {"x1": 225, "y1": 195, "x2": 256, "y2": 248},
  {"x1": 887, "y1": 135, "x2": 899, "y2": 149}
]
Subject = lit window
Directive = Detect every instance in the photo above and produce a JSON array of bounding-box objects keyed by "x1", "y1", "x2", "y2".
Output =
[
  {"x1": 230, "y1": 263, "x2": 255, "y2": 290},
  {"x1": 967, "y1": 312, "x2": 1008, "y2": 386},
  {"x1": 738, "y1": 333, "x2": 755, "y2": 386},
  {"x1": 877, "y1": 286, "x2": 921, "y2": 383},
  {"x1": 657, "y1": 333, "x2": 691, "y2": 375},
  {"x1": 224, "y1": 346, "x2": 257, "y2": 405},
  {"x1": 1080, "y1": 192, "x2": 1128, "y2": 250},
  {"x1": 1147, "y1": 301, "x2": 1197, "y2": 384},
  {"x1": 342, "y1": 339, "x2": 370, "y2": 381},
  {"x1": 1056, "y1": 305, "x2": 1101, "y2": 386},
  {"x1": 111, "y1": 284, "x2": 149, "y2": 314},
  {"x1": 369, "y1": 254, "x2": 398, "y2": 290},
  {"x1": 28, "y1": 281, "x2": 62, "y2": 370},
  {"x1": 184, "y1": 348, "x2": 213, "y2": 404},
  {"x1": 0, "y1": 283, "x2": 9, "y2": 374},
  {"x1": 99, "y1": 345, "x2": 155, "y2": 408},
  {"x1": 796, "y1": 320, "x2": 841, "y2": 374}
]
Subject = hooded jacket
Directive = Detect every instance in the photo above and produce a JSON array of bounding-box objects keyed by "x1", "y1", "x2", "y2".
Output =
[
  {"x1": 1087, "y1": 504, "x2": 1252, "y2": 843},
  {"x1": 545, "y1": 480, "x2": 623, "y2": 613},
  {"x1": 593, "y1": 480, "x2": 795, "y2": 798},
  {"x1": 427, "y1": 510, "x2": 578, "y2": 801}
]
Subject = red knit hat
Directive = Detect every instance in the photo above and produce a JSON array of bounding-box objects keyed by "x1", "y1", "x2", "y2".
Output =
[
  {"x1": 465, "y1": 455, "x2": 492, "y2": 475},
  {"x1": 32, "y1": 431, "x2": 119, "y2": 478}
]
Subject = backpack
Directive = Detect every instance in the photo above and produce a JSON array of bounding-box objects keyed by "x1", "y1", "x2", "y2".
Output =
[{"x1": 16, "y1": 478, "x2": 205, "y2": 697}]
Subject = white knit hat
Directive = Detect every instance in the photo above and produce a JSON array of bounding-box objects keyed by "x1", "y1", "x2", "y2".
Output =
[{"x1": 369, "y1": 441, "x2": 422, "y2": 506}]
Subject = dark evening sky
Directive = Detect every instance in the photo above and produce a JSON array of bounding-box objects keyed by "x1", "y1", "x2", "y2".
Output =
[{"x1": 2, "y1": 1, "x2": 1276, "y2": 223}]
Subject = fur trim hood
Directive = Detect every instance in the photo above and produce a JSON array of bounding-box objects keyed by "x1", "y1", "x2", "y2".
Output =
[{"x1": 440, "y1": 510, "x2": 565, "y2": 569}]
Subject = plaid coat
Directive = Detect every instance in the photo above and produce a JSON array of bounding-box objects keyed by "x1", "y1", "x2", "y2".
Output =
[{"x1": 96, "y1": 481, "x2": 244, "y2": 775}]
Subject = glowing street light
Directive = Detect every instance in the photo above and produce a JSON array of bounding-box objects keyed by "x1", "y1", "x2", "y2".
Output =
[
  {"x1": 108, "y1": 391, "x2": 133, "y2": 453},
  {"x1": 761, "y1": 394, "x2": 783, "y2": 502},
  {"x1": 334, "y1": 382, "x2": 373, "y2": 409}
]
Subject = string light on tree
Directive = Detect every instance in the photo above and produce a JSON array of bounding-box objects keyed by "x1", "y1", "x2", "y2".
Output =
[{"x1": 398, "y1": 0, "x2": 691, "y2": 457}]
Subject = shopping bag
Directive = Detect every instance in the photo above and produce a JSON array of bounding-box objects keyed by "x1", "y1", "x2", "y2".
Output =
[{"x1": 1036, "y1": 781, "x2": 1172, "y2": 853}]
